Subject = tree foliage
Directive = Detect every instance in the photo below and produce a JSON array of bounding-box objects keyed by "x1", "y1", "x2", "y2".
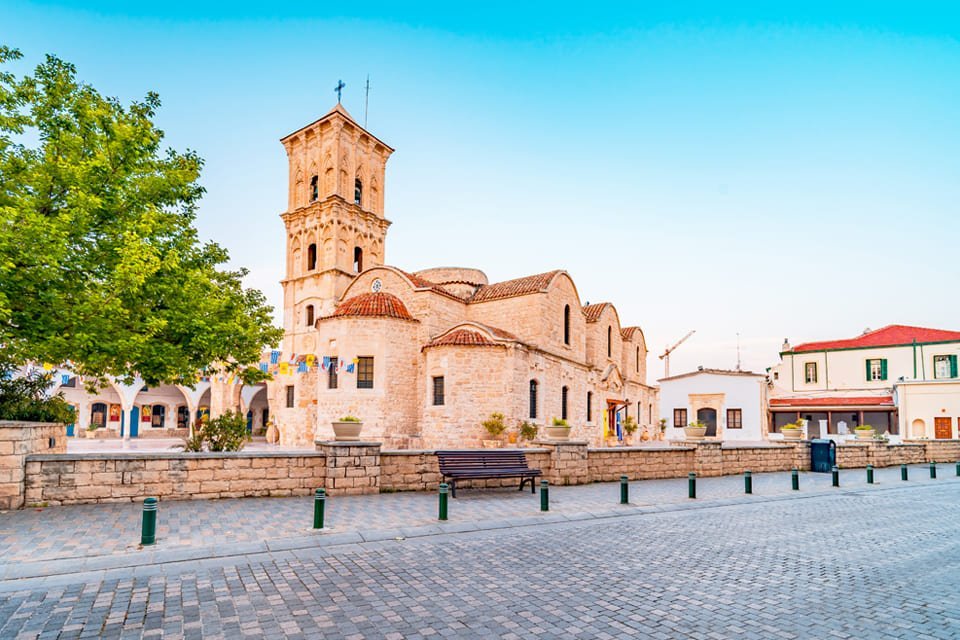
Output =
[
  {"x1": 0, "y1": 46, "x2": 282, "y2": 385},
  {"x1": 179, "y1": 410, "x2": 249, "y2": 452},
  {"x1": 0, "y1": 369, "x2": 74, "y2": 423}
]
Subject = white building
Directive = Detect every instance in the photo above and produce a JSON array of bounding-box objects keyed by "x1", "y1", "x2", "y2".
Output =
[
  {"x1": 659, "y1": 368, "x2": 767, "y2": 442},
  {"x1": 769, "y1": 325, "x2": 960, "y2": 439}
]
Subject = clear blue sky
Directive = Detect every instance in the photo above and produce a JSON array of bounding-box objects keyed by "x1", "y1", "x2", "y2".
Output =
[{"x1": 4, "y1": 2, "x2": 959, "y2": 378}]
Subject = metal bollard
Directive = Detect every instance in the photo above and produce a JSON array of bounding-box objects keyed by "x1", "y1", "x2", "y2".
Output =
[
  {"x1": 832, "y1": 466, "x2": 839, "y2": 487},
  {"x1": 791, "y1": 468, "x2": 799, "y2": 491},
  {"x1": 901, "y1": 464, "x2": 908, "y2": 481},
  {"x1": 866, "y1": 465, "x2": 874, "y2": 484},
  {"x1": 438, "y1": 483, "x2": 449, "y2": 521},
  {"x1": 620, "y1": 475, "x2": 629, "y2": 504},
  {"x1": 141, "y1": 497, "x2": 158, "y2": 546},
  {"x1": 744, "y1": 470, "x2": 752, "y2": 495},
  {"x1": 956, "y1": 461, "x2": 959, "y2": 477},
  {"x1": 313, "y1": 488, "x2": 326, "y2": 529},
  {"x1": 688, "y1": 472, "x2": 696, "y2": 499},
  {"x1": 930, "y1": 461, "x2": 937, "y2": 479},
  {"x1": 540, "y1": 480, "x2": 549, "y2": 512}
]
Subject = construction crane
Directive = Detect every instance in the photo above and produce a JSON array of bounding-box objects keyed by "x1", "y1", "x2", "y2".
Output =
[{"x1": 659, "y1": 330, "x2": 695, "y2": 378}]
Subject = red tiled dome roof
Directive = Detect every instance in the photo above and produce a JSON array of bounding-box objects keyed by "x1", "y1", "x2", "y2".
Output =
[
  {"x1": 425, "y1": 329, "x2": 503, "y2": 348},
  {"x1": 331, "y1": 292, "x2": 415, "y2": 321}
]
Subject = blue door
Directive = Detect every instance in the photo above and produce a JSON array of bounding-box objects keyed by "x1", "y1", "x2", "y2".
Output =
[
  {"x1": 121, "y1": 407, "x2": 140, "y2": 437},
  {"x1": 246, "y1": 410, "x2": 253, "y2": 434},
  {"x1": 66, "y1": 405, "x2": 76, "y2": 437}
]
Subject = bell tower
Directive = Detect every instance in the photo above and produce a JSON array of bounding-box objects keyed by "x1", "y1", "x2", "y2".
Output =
[{"x1": 279, "y1": 103, "x2": 394, "y2": 354}]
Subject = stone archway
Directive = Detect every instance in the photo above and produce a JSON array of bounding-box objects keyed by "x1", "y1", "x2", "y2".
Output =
[{"x1": 697, "y1": 408, "x2": 718, "y2": 437}]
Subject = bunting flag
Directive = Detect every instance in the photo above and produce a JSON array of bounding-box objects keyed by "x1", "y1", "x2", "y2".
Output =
[
  {"x1": 338, "y1": 358, "x2": 347, "y2": 372},
  {"x1": 305, "y1": 354, "x2": 316, "y2": 368},
  {"x1": 288, "y1": 353, "x2": 298, "y2": 365},
  {"x1": 321, "y1": 356, "x2": 330, "y2": 371},
  {"x1": 61, "y1": 374, "x2": 71, "y2": 385},
  {"x1": 345, "y1": 363, "x2": 355, "y2": 373},
  {"x1": 351, "y1": 357, "x2": 359, "y2": 365},
  {"x1": 270, "y1": 350, "x2": 281, "y2": 365},
  {"x1": 278, "y1": 362, "x2": 290, "y2": 375},
  {"x1": 615, "y1": 411, "x2": 623, "y2": 441},
  {"x1": 297, "y1": 360, "x2": 308, "y2": 373},
  {"x1": 259, "y1": 363, "x2": 269, "y2": 373},
  {"x1": 42, "y1": 362, "x2": 53, "y2": 371}
]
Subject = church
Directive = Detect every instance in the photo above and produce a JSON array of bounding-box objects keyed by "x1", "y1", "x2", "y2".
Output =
[{"x1": 266, "y1": 103, "x2": 659, "y2": 449}]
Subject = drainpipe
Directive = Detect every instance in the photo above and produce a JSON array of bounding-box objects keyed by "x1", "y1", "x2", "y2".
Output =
[{"x1": 912, "y1": 339, "x2": 917, "y2": 379}]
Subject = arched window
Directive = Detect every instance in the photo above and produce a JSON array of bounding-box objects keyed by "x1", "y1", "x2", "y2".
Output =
[
  {"x1": 353, "y1": 246, "x2": 363, "y2": 272},
  {"x1": 636, "y1": 346, "x2": 640, "y2": 373},
  {"x1": 561, "y1": 386, "x2": 568, "y2": 421},
  {"x1": 563, "y1": 304, "x2": 570, "y2": 345},
  {"x1": 587, "y1": 391, "x2": 593, "y2": 422},
  {"x1": 305, "y1": 304, "x2": 314, "y2": 327},
  {"x1": 354, "y1": 178, "x2": 363, "y2": 206},
  {"x1": 309, "y1": 175, "x2": 318, "y2": 202},
  {"x1": 306, "y1": 243, "x2": 317, "y2": 271},
  {"x1": 529, "y1": 380, "x2": 538, "y2": 420},
  {"x1": 607, "y1": 326, "x2": 612, "y2": 357}
]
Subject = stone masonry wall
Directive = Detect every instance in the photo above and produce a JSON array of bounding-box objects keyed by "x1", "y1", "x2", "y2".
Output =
[{"x1": 0, "y1": 421, "x2": 66, "y2": 510}]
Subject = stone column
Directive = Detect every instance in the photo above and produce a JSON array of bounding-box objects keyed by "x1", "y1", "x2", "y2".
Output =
[
  {"x1": 316, "y1": 441, "x2": 381, "y2": 495},
  {"x1": 693, "y1": 442, "x2": 723, "y2": 477},
  {"x1": 536, "y1": 440, "x2": 589, "y2": 486},
  {"x1": 0, "y1": 421, "x2": 66, "y2": 510}
]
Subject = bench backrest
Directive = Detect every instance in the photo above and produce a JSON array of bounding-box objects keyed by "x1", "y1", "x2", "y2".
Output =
[{"x1": 436, "y1": 450, "x2": 533, "y2": 473}]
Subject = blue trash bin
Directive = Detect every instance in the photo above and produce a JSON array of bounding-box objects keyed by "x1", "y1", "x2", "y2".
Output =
[{"x1": 810, "y1": 439, "x2": 836, "y2": 473}]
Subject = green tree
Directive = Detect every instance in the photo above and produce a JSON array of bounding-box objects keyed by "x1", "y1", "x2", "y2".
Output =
[{"x1": 0, "y1": 46, "x2": 282, "y2": 385}]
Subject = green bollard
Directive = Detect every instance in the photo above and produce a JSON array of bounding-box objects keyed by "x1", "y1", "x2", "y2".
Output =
[
  {"x1": 620, "y1": 475, "x2": 629, "y2": 504},
  {"x1": 688, "y1": 472, "x2": 696, "y2": 499},
  {"x1": 540, "y1": 480, "x2": 549, "y2": 512},
  {"x1": 313, "y1": 488, "x2": 326, "y2": 529},
  {"x1": 744, "y1": 470, "x2": 752, "y2": 495},
  {"x1": 930, "y1": 461, "x2": 937, "y2": 479},
  {"x1": 956, "y1": 461, "x2": 959, "y2": 477},
  {"x1": 791, "y1": 468, "x2": 799, "y2": 491},
  {"x1": 438, "y1": 483, "x2": 449, "y2": 521},
  {"x1": 866, "y1": 465, "x2": 874, "y2": 484},
  {"x1": 832, "y1": 466, "x2": 839, "y2": 487},
  {"x1": 901, "y1": 464, "x2": 908, "y2": 481},
  {"x1": 140, "y1": 497, "x2": 158, "y2": 546}
]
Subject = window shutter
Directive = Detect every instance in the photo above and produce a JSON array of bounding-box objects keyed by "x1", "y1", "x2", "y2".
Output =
[
  {"x1": 865, "y1": 360, "x2": 871, "y2": 381},
  {"x1": 880, "y1": 359, "x2": 888, "y2": 381},
  {"x1": 951, "y1": 355, "x2": 958, "y2": 378}
]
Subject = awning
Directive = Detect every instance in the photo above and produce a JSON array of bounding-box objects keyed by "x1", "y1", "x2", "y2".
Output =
[{"x1": 770, "y1": 396, "x2": 894, "y2": 409}]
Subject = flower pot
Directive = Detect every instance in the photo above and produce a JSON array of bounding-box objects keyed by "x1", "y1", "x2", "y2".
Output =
[
  {"x1": 332, "y1": 420, "x2": 363, "y2": 442},
  {"x1": 854, "y1": 429, "x2": 875, "y2": 440},
  {"x1": 781, "y1": 428, "x2": 803, "y2": 440},
  {"x1": 683, "y1": 426, "x2": 707, "y2": 441},
  {"x1": 482, "y1": 439, "x2": 501, "y2": 448},
  {"x1": 545, "y1": 426, "x2": 571, "y2": 441}
]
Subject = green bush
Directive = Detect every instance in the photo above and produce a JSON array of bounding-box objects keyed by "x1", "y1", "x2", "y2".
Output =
[
  {"x1": 338, "y1": 415, "x2": 361, "y2": 423},
  {"x1": 518, "y1": 421, "x2": 538, "y2": 441},
  {"x1": 179, "y1": 410, "x2": 249, "y2": 452},
  {"x1": 482, "y1": 412, "x2": 507, "y2": 437},
  {"x1": 551, "y1": 417, "x2": 569, "y2": 427},
  {"x1": 0, "y1": 367, "x2": 75, "y2": 423}
]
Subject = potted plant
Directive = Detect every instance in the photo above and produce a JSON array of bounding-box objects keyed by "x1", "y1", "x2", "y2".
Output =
[
  {"x1": 854, "y1": 424, "x2": 875, "y2": 440},
  {"x1": 481, "y1": 412, "x2": 507, "y2": 448},
  {"x1": 622, "y1": 416, "x2": 638, "y2": 444},
  {"x1": 781, "y1": 421, "x2": 804, "y2": 440},
  {"x1": 518, "y1": 420, "x2": 538, "y2": 445},
  {"x1": 684, "y1": 420, "x2": 708, "y2": 441},
  {"x1": 545, "y1": 417, "x2": 572, "y2": 441},
  {"x1": 332, "y1": 415, "x2": 363, "y2": 441},
  {"x1": 658, "y1": 418, "x2": 668, "y2": 441}
]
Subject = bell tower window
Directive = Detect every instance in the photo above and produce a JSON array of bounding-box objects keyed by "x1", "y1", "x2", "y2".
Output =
[
  {"x1": 306, "y1": 244, "x2": 317, "y2": 271},
  {"x1": 309, "y1": 175, "x2": 318, "y2": 202},
  {"x1": 563, "y1": 305, "x2": 570, "y2": 345},
  {"x1": 305, "y1": 304, "x2": 314, "y2": 326},
  {"x1": 607, "y1": 326, "x2": 612, "y2": 357},
  {"x1": 354, "y1": 178, "x2": 363, "y2": 206},
  {"x1": 353, "y1": 247, "x2": 363, "y2": 273}
]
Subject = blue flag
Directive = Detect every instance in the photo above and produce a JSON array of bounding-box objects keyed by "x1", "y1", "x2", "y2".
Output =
[
  {"x1": 270, "y1": 350, "x2": 281, "y2": 365},
  {"x1": 297, "y1": 360, "x2": 308, "y2": 373},
  {"x1": 259, "y1": 363, "x2": 268, "y2": 373}
]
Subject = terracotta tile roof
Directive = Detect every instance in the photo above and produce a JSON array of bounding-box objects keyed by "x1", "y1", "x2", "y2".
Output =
[
  {"x1": 469, "y1": 270, "x2": 562, "y2": 303},
  {"x1": 392, "y1": 268, "x2": 468, "y2": 301},
  {"x1": 769, "y1": 396, "x2": 894, "y2": 408},
  {"x1": 424, "y1": 329, "x2": 504, "y2": 348},
  {"x1": 789, "y1": 325, "x2": 960, "y2": 353},
  {"x1": 583, "y1": 303, "x2": 609, "y2": 322},
  {"x1": 329, "y1": 292, "x2": 415, "y2": 321},
  {"x1": 621, "y1": 326, "x2": 642, "y2": 341}
]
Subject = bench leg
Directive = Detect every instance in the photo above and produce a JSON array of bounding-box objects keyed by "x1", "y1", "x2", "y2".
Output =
[
  {"x1": 450, "y1": 480, "x2": 457, "y2": 498},
  {"x1": 530, "y1": 477, "x2": 536, "y2": 494}
]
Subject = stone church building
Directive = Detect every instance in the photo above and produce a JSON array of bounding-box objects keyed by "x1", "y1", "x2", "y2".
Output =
[{"x1": 268, "y1": 104, "x2": 658, "y2": 448}]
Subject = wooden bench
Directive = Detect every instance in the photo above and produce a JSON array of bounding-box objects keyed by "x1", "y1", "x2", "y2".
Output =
[{"x1": 437, "y1": 450, "x2": 542, "y2": 498}]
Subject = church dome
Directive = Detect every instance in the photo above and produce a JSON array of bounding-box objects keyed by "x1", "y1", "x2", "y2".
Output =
[{"x1": 331, "y1": 292, "x2": 415, "y2": 321}]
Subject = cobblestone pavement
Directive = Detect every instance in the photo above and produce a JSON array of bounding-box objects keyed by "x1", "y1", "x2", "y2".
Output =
[
  {"x1": 0, "y1": 464, "x2": 953, "y2": 570},
  {"x1": 0, "y1": 478, "x2": 958, "y2": 639}
]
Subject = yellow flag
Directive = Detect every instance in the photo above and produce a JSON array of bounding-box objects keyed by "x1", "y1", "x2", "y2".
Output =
[
  {"x1": 278, "y1": 362, "x2": 290, "y2": 375},
  {"x1": 602, "y1": 410, "x2": 609, "y2": 438},
  {"x1": 42, "y1": 362, "x2": 53, "y2": 371},
  {"x1": 306, "y1": 354, "x2": 316, "y2": 367}
]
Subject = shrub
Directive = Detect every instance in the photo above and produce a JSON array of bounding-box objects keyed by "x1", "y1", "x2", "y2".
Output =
[
  {"x1": 551, "y1": 417, "x2": 570, "y2": 427},
  {"x1": 518, "y1": 421, "x2": 538, "y2": 441},
  {"x1": 339, "y1": 415, "x2": 361, "y2": 423},
  {"x1": 482, "y1": 412, "x2": 507, "y2": 437},
  {"x1": 622, "y1": 416, "x2": 638, "y2": 435},
  {"x1": 178, "y1": 410, "x2": 249, "y2": 452},
  {"x1": 854, "y1": 424, "x2": 874, "y2": 431},
  {"x1": 0, "y1": 367, "x2": 75, "y2": 423}
]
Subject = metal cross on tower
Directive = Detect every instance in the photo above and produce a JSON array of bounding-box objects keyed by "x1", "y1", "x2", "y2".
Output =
[{"x1": 335, "y1": 79, "x2": 345, "y2": 103}]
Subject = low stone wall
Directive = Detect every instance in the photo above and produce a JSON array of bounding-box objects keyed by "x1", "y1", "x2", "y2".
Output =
[
  {"x1": 588, "y1": 446, "x2": 696, "y2": 481},
  {"x1": 381, "y1": 449, "x2": 552, "y2": 491},
  {"x1": 721, "y1": 444, "x2": 807, "y2": 475},
  {"x1": 837, "y1": 442, "x2": 928, "y2": 468},
  {"x1": 0, "y1": 421, "x2": 66, "y2": 510},
  {"x1": 915, "y1": 440, "x2": 960, "y2": 463},
  {"x1": 24, "y1": 452, "x2": 326, "y2": 506}
]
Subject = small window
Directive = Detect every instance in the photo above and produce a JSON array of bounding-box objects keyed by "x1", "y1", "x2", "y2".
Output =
[
  {"x1": 866, "y1": 358, "x2": 887, "y2": 381},
  {"x1": 353, "y1": 246, "x2": 363, "y2": 272},
  {"x1": 607, "y1": 326, "x2": 612, "y2": 357},
  {"x1": 305, "y1": 304, "x2": 314, "y2": 327},
  {"x1": 636, "y1": 346, "x2": 640, "y2": 373},
  {"x1": 327, "y1": 355, "x2": 338, "y2": 389},
  {"x1": 934, "y1": 355, "x2": 957, "y2": 379},
  {"x1": 561, "y1": 386, "x2": 568, "y2": 421},
  {"x1": 176, "y1": 405, "x2": 190, "y2": 429},
  {"x1": 674, "y1": 408, "x2": 687, "y2": 428},
  {"x1": 309, "y1": 175, "x2": 318, "y2": 202},
  {"x1": 804, "y1": 362, "x2": 818, "y2": 384},
  {"x1": 61, "y1": 376, "x2": 77, "y2": 388},
  {"x1": 529, "y1": 380, "x2": 538, "y2": 420},
  {"x1": 586, "y1": 391, "x2": 593, "y2": 422},
  {"x1": 354, "y1": 178, "x2": 363, "y2": 206},
  {"x1": 432, "y1": 376, "x2": 445, "y2": 406},
  {"x1": 648, "y1": 403, "x2": 652, "y2": 423},
  {"x1": 727, "y1": 409, "x2": 743, "y2": 429},
  {"x1": 563, "y1": 305, "x2": 570, "y2": 345},
  {"x1": 357, "y1": 357, "x2": 374, "y2": 389},
  {"x1": 285, "y1": 385, "x2": 295, "y2": 408},
  {"x1": 307, "y1": 243, "x2": 317, "y2": 271}
]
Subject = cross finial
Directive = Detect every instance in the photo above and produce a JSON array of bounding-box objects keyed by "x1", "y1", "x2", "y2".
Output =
[{"x1": 335, "y1": 79, "x2": 345, "y2": 103}]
